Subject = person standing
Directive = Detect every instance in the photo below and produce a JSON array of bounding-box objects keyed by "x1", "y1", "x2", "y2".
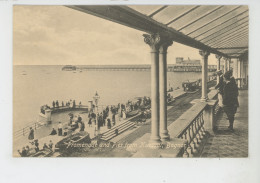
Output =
[
  {"x1": 28, "y1": 127, "x2": 34, "y2": 143},
  {"x1": 107, "y1": 118, "x2": 111, "y2": 129},
  {"x1": 112, "y1": 113, "x2": 116, "y2": 126},
  {"x1": 58, "y1": 122, "x2": 63, "y2": 136},
  {"x1": 34, "y1": 139, "x2": 39, "y2": 152},
  {"x1": 49, "y1": 140, "x2": 53, "y2": 151},
  {"x1": 73, "y1": 100, "x2": 76, "y2": 108},
  {"x1": 223, "y1": 70, "x2": 239, "y2": 131},
  {"x1": 215, "y1": 70, "x2": 224, "y2": 106},
  {"x1": 88, "y1": 117, "x2": 92, "y2": 127},
  {"x1": 80, "y1": 122, "x2": 85, "y2": 131},
  {"x1": 122, "y1": 110, "x2": 126, "y2": 119},
  {"x1": 56, "y1": 100, "x2": 59, "y2": 108}
]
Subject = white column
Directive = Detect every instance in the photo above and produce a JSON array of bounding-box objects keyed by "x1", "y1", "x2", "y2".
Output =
[
  {"x1": 229, "y1": 58, "x2": 232, "y2": 71},
  {"x1": 240, "y1": 59, "x2": 244, "y2": 88},
  {"x1": 224, "y1": 58, "x2": 228, "y2": 73},
  {"x1": 199, "y1": 50, "x2": 210, "y2": 101},
  {"x1": 215, "y1": 55, "x2": 222, "y2": 84},
  {"x1": 227, "y1": 59, "x2": 230, "y2": 71},
  {"x1": 143, "y1": 33, "x2": 161, "y2": 146},
  {"x1": 233, "y1": 58, "x2": 238, "y2": 79},
  {"x1": 159, "y1": 40, "x2": 173, "y2": 141},
  {"x1": 244, "y1": 61, "x2": 248, "y2": 86},
  {"x1": 238, "y1": 58, "x2": 241, "y2": 88}
]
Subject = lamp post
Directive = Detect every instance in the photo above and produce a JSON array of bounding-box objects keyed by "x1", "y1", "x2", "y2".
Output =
[{"x1": 93, "y1": 91, "x2": 100, "y2": 136}]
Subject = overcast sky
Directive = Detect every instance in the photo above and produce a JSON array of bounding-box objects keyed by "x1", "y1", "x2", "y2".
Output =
[{"x1": 13, "y1": 5, "x2": 219, "y2": 65}]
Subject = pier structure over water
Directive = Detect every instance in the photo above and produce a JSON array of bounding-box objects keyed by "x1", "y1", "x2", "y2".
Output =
[
  {"x1": 76, "y1": 64, "x2": 222, "y2": 72},
  {"x1": 66, "y1": 5, "x2": 248, "y2": 157}
]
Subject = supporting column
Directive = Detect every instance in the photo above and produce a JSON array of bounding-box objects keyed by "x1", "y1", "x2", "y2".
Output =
[
  {"x1": 229, "y1": 58, "x2": 232, "y2": 71},
  {"x1": 244, "y1": 60, "x2": 248, "y2": 86},
  {"x1": 224, "y1": 58, "x2": 228, "y2": 73},
  {"x1": 199, "y1": 50, "x2": 210, "y2": 101},
  {"x1": 240, "y1": 59, "x2": 244, "y2": 88},
  {"x1": 159, "y1": 39, "x2": 173, "y2": 141},
  {"x1": 143, "y1": 33, "x2": 161, "y2": 146},
  {"x1": 227, "y1": 58, "x2": 230, "y2": 71},
  {"x1": 215, "y1": 55, "x2": 222, "y2": 84},
  {"x1": 233, "y1": 58, "x2": 238, "y2": 79},
  {"x1": 238, "y1": 58, "x2": 241, "y2": 88}
]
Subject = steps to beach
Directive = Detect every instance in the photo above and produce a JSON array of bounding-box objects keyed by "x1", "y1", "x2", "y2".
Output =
[{"x1": 100, "y1": 121, "x2": 136, "y2": 141}]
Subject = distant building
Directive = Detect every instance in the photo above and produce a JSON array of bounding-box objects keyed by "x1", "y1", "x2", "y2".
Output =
[
  {"x1": 176, "y1": 57, "x2": 200, "y2": 65},
  {"x1": 169, "y1": 57, "x2": 224, "y2": 72}
]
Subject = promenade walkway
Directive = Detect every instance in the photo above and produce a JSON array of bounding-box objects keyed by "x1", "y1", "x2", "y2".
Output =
[
  {"x1": 117, "y1": 81, "x2": 216, "y2": 145},
  {"x1": 201, "y1": 90, "x2": 248, "y2": 157}
]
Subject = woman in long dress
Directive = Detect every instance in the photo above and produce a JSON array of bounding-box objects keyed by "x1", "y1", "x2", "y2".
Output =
[
  {"x1": 122, "y1": 110, "x2": 126, "y2": 119},
  {"x1": 28, "y1": 127, "x2": 34, "y2": 143}
]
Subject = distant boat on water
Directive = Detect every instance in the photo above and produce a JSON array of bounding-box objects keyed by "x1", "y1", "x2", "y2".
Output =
[{"x1": 62, "y1": 65, "x2": 77, "y2": 71}]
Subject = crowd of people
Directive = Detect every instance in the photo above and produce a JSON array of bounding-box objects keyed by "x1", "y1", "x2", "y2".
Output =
[
  {"x1": 87, "y1": 96, "x2": 151, "y2": 130},
  {"x1": 40, "y1": 100, "x2": 83, "y2": 115},
  {"x1": 18, "y1": 137, "x2": 54, "y2": 157},
  {"x1": 20, "y1": 96, "x2": 152, "y2": 157},
  {"x1": 215, "y1": 69, "x2": 239, "y2": 131},
  {"x1": 51, "y1": 99, "x2": 82, "y2": 109},
  {"x1": 40, "y1": 105, "x2": 51, "y2": 114}
]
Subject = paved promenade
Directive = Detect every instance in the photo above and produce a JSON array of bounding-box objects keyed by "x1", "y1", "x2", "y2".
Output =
[
  {"x1": 117, "y1": 81, "x2": 216, "y2": 145},
  {"x1": 201, "y1": 90, "x2": 248, "y2": 158}
]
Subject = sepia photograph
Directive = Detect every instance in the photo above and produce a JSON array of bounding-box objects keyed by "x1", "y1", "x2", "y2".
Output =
[{"x1": 13, "y1": 5, "x2": 249, "y2": 158}]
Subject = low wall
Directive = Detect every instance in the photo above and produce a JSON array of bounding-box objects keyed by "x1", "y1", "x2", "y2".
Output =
[{"x1": 167, "y1": 89, "x2": 220, "y2": 157}]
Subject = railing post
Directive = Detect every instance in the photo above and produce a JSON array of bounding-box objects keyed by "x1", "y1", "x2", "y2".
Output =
[
  {"x1": 203, "y1": 100, "x2": 217, "y2": 135},
  {"x1": 186, "y1": 126, "x2": 193, "y2": 157},
  {"x1": 183, "y1": 141, "x2": 189, "y2": 158},
  {"x1": 195, "y1": 118, "x2": 202, "y2": 143},
  {"x1": 200, "y1": 113, "x2": 206, "y2": 137},
  {"x1": 191, "y1": 122, "x2": 198, "y2": 154}
]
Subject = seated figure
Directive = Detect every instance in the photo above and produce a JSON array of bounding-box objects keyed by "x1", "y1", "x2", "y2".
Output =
[{"x1": 49, "y1": 128, "x2": 57, "y2": 135}]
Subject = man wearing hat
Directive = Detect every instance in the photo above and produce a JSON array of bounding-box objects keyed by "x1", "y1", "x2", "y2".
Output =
[{"x1": 223, "y1": 70, "x2": 239, "y2": 131}]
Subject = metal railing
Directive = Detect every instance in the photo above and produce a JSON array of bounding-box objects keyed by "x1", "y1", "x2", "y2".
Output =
[{"x1": 13, "y1": 121, "x2": 44, "y2": 140}]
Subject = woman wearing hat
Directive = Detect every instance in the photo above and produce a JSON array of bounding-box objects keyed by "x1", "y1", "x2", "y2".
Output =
[
  {"x1": 215, "y1": 70, "x2": 224, "y2": 106},
  {"x1": 223, "y1": 70, "x2": 239, "y2": 131}
]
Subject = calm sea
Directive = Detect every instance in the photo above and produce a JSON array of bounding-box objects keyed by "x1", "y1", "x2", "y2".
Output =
[{"x1": 13, "y1": 65, "x2": 202, "y2": 131}]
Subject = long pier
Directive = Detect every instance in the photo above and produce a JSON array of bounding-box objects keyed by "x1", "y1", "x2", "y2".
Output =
[{"x1": 76, "y1": 64, "x2": 223, "y2": 72}]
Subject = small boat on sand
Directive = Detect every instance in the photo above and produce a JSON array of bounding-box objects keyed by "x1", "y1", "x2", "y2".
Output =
[{"x1": 55, "y1": 131, "x2": 91, "y2": 153}]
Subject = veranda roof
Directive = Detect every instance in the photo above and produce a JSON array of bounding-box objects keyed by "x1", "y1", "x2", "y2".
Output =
[{"x1": 68, "y1": 5, "x2": 248, "y2": 59}]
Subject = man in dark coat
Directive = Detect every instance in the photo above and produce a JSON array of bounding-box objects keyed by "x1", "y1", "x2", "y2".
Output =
[{"x1": 223, "y1": 70, "x2": 239, "y2": 131}]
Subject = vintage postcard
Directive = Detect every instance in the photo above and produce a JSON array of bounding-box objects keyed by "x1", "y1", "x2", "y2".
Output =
[{"x1": 13, "y1": 5, "x2": 248, "y2": 158}]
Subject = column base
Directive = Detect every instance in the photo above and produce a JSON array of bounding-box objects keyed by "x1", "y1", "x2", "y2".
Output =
[
  {"x1": 149, "y1": 136, "x2": 161, "y2": 149},
  {"x1": 200, "y1": 97, "x2": 208, "y2": 102},
  {"x1": 160, "y1": 131, "x2": 170, "y2": 142}
]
